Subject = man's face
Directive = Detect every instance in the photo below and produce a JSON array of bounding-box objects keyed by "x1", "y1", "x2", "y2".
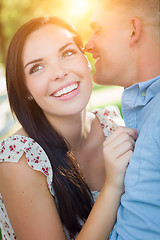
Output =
[{"x1": 85, "y1": 2, "x2": 135, "y2": 88}]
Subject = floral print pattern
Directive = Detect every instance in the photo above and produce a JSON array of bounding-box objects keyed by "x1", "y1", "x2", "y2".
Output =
[{"x1": 0, "y1": 107, "x2": 124, "y2": 240}]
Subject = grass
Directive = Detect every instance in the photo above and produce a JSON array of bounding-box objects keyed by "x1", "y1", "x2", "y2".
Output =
[
  {"x1": 92, "y1": 83, "x2": 113, "y2": 92},
  {"x1": 89, "y1": 83, "x2": 123, "y2": 117}
]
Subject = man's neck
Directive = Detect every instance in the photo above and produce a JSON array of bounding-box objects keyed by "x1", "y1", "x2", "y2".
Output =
[{"x1": 137, "y1": 38, "x2": 160, "y2": 83}]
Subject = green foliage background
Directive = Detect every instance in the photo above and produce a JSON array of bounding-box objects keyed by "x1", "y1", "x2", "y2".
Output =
[{"x1": 0, "y1": 0, "x2": 95, "y2": 66}]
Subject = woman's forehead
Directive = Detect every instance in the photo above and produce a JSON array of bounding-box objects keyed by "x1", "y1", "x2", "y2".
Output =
[
  {"x1": 22, "y1": 24, "x2": 75, "y2": 63},
  {"x1": 23, "y1": 24, "x2": 74, "y2": 51},
  {"x1": 27, "y1": 24, "x2": 74, "y2": 42}
]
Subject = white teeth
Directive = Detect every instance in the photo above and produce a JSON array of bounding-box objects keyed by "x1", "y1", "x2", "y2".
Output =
[
  {"x1": 53, "y1": 83, "x2": 78, "y2": 97},
  {"x1": 96, "y1": 57, "x2": 100, "y2": 61}
]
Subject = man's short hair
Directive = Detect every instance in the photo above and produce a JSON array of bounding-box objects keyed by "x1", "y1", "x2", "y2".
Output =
[{"x1": 101, "y1": 0, "x2": 159, "y2": 25}]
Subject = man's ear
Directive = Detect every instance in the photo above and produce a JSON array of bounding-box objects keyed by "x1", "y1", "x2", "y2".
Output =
[{"x1": 130, "y1": 17, "x2": 142, "y2": 47}]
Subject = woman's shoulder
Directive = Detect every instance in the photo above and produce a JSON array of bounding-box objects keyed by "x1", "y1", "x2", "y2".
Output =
[
  {"x1": 90, "y1": 106, "x2": 125, "y2": 138},
  {"x1": 0, "y1": 128, "x2": 54, "y2": 196},
  {"x1": 0, "y1": 130, "x2": 41, "y2": 163}
]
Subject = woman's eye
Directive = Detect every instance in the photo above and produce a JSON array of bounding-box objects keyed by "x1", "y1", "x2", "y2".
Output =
[
  {"x1": 63, "y1": 49, "x2": 77, "y2": 58},
  {"x1": 29, "y1": 64, "x2": 43, "y2": 74}
]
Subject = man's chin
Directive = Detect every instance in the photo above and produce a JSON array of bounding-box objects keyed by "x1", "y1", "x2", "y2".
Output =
[{"x1": 93, "y1": 72, "x2": 106, "y2": 85}]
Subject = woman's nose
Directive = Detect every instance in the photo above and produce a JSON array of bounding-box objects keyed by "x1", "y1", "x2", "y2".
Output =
[{"x1": 50, "y1": 63, "x2": 68, "y2": 81}]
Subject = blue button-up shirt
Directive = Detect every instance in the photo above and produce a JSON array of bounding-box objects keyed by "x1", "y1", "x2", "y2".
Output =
[{"x1": 110, "y1": 76, "x2": 160, "y2": 240}]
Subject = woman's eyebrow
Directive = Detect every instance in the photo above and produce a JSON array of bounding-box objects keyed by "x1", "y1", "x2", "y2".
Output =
[
  {"x1": 24, "y1": 43, "x2": 74, "y2": 69},
  {"x1": 59, "y1": 42, "x2": 74, "y2": 52},
  {"x1": 24, "y1": 58, "x2": 43, "y2": 68}
]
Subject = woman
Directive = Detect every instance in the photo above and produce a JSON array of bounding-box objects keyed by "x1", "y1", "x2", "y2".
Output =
[{"x1": 0, "y1": 17, "x2": 137, "y2": 240}]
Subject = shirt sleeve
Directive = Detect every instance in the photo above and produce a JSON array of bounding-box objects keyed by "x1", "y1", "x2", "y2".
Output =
[
  {"x1": 0, "y1": 135, "x2": 55, "y2": 197},
  {"x1": 91, "y1": 106, "x2": 125, "y2": 138}
]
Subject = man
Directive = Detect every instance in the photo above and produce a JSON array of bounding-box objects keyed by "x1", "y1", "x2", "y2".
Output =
[{"x1": 85, "y1": 0, "x2": 160, "y2": 239}]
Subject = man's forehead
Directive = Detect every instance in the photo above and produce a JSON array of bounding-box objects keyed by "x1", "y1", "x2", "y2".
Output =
[
  {"x1": 90, "y1": 1, "x2": 128, "y2": 29},
  {"x1": 90, "y1": 2, "x2": 105, "y2": 28},
  {"x1": 90, "y1": 1, "x2": 115, "y2": 29}
]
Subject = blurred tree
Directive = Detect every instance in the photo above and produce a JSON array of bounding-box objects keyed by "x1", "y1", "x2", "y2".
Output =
[
  {"x1": 0, "y1": 0, "x2": 6, "y2": 64},
  {"x1": 0, "y1": 0, "x2": 95, "y2": 66}
]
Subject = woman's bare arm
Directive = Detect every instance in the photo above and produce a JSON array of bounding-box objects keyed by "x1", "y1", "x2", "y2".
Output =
[
  {"x1": 0, "y1": 155, "x2": 66, "y2": 240},
  {"x1": 0, "y1": 127, "x2": 137, "y2": 240}
]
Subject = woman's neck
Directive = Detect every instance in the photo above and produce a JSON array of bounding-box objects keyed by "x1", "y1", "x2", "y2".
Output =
[{"x1": 45, "y1": 110, "x2": 94, "y2": 152}]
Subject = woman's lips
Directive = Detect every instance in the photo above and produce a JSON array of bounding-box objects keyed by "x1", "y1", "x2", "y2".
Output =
[{"x1": 51, "y1": 81, "x2": 80, "y2": 101}]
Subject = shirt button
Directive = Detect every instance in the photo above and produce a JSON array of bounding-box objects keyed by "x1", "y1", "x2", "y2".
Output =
[{"x1": 142, "y1": 91, "x2": 146, "y2": 97}]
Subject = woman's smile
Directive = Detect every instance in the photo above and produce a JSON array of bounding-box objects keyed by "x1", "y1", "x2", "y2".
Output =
[{"x1": 51, "y1": 81, "x2": 80, "y2": 101}]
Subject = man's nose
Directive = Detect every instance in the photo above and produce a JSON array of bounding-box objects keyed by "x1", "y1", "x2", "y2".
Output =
[{"x1": 84, "y1": 34, "x2": 95, "y2": 53}]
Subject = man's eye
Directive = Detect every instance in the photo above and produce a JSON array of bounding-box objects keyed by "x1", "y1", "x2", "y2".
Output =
[
  {"x1": 29, "y1": 64, "x2": 43, "y2": 74},
  {"x1": 94, "y1": 29, "x2": 101, "y2": 35},
  {"x1": 63, "y1": 49, "x2": 77, "y2": 58}
]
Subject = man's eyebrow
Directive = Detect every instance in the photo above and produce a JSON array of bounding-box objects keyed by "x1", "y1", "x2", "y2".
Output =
[
  {"x1": 90, "y1": 22, "x2": 98, "y2": 30},
  {"x1": 24, "y1": 43, "x2": 74, "y2": 69}
]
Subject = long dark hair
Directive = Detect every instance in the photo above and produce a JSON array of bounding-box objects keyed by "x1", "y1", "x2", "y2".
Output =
[{"x1": 6, "y1": 16, "x2": 94, "y2": 235}]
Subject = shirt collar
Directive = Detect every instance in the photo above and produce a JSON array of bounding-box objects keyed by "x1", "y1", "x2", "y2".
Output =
[{"x1": 122, "y1": 75, "x2": 160, "y2": 108}]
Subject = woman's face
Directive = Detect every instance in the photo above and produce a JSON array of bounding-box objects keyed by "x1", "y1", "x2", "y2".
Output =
[{"x1": 22, "y1": 24, "x2": 92, "y2": 119}]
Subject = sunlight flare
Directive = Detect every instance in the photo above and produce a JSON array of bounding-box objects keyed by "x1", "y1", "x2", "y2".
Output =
[{"x1": 68, "y1": 0, "x2": 90, "y2": 18}]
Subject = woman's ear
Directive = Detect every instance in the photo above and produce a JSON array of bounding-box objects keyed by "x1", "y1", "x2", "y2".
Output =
[{"x1": 130, "y1": 17, "x2": 142, "y2": 47}]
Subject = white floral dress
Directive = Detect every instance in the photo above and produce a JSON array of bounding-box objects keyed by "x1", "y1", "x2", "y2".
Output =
[{"x1": 0, "y1": 107, "x2": 124, "y2": 240}]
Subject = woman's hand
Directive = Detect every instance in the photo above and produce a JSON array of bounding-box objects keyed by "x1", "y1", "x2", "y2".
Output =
[
  {"x1": 103, "y1": 126, "x2": 137, "y2": 194},
  {"x1": 76, "y1": 127, "x2": 138, "y2": 240}
]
